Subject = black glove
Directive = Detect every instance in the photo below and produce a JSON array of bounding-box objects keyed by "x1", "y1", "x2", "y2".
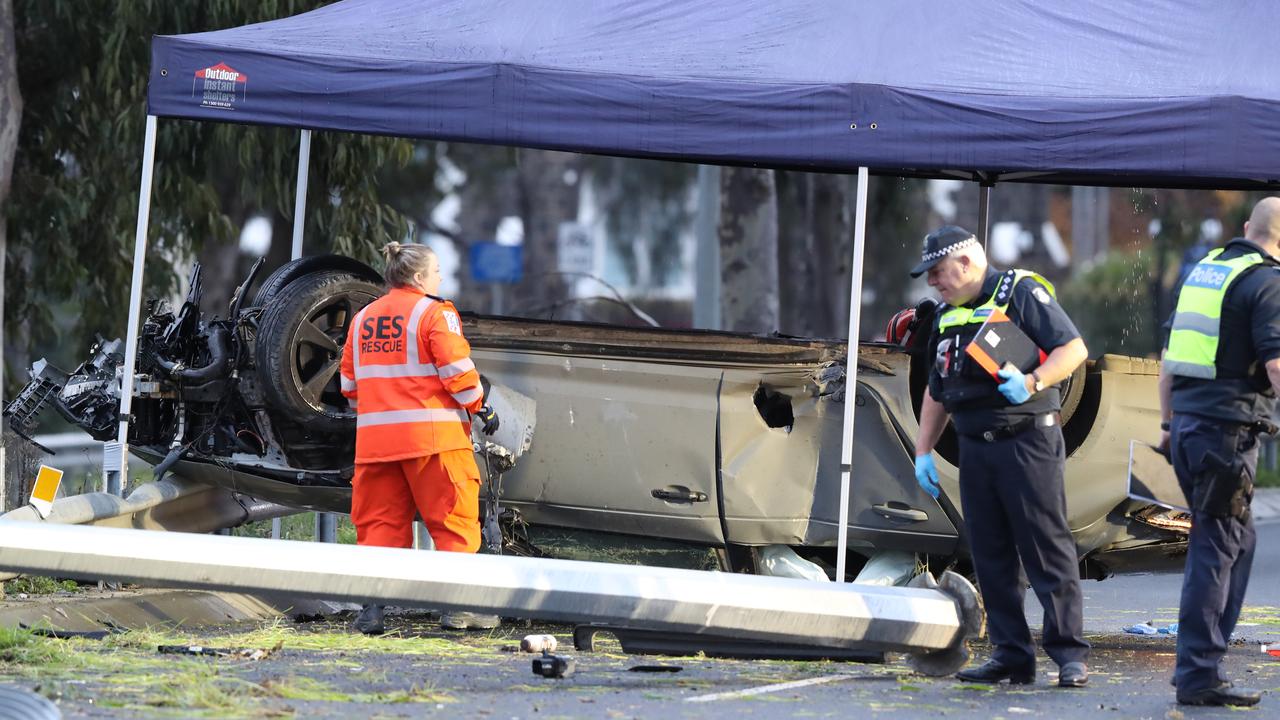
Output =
[
  {"x1": 476, "y1": 405, "x2": 500, "y2": 435},
  {"x1": 480, "y1": 373, "x2": 492, "y2": 400}
]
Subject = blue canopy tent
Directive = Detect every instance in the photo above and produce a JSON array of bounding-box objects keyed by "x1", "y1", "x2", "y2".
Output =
[
  {"x1": 148, "y1": 0, "x2": 1280, "y2": 188},
  {"x1": 117, "y1": 0, "x2": 1280, "y2": 578}
]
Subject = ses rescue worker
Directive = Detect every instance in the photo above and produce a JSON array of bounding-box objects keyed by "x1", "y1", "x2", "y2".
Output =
[
  {"x1": 910, "y1": 226, "x2": 1091, "y2": 689},
  {"x1": 1157, "y1": 198, "x2": 1280, "y2": 708},
  {"x1": 339, "y1": 242, "x2": 501, "y2": 634}
]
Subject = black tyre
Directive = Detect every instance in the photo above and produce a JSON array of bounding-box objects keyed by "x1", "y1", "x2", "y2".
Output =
[
  {"x1": 1058, "y1": 360, "x2": 1087, "y2": 424},
  {"x1": 251, "y1": 255, "x2": 382, "y2": 308},
  {"x1": 256, "y1": 271, "x2": 381, "y2": 432}
]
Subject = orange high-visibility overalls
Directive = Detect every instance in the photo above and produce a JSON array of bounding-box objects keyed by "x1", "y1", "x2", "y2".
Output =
[{"x1": 339, "y1": 287, "x2": 485, "y2": 552}]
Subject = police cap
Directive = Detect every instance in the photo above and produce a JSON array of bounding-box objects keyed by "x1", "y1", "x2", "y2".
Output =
[{"x1": 909, "y1": 225, "x2": 979, "y2": 278}]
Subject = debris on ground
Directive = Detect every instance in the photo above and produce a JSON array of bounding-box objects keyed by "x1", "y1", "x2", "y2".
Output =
[
  {"x1": 19, "y1": 623, "x2": 124, "y2": 641},
  {"x1": 531, "y1": 650, "x2": 575, "y2": 678},
  {"x1": 158, "y1": 641, "x2": 283, "y2": 660},
  {"x1": 1123, "y1": 622, "x2": 1178, "y2": 636},
  {"x1": 519, "y1": 634, "x2": 557, "y2": 653}
]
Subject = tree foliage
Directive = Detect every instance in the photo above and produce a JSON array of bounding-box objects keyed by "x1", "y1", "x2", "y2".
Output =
[{"x1": 8, "y1": 0, "x2": 410, "y2": 358}]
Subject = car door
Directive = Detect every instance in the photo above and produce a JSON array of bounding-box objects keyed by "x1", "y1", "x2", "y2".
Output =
[{"x1": 472, "y1": 347, "x2": 726, "y2": 545}]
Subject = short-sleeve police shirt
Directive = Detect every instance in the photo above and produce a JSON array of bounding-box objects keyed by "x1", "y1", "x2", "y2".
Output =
[
  {"x1": 928, "y1": 269, "x2": 1082, "y2": 431},
  {"x1": 1164, "y1": 238, "x2": 1280, "y2": 423}
]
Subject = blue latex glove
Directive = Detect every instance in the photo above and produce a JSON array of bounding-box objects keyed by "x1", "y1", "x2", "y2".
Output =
[
  {"x1": 914, "y1": 454, "x2": 940, "y2": 498},
  {"x1": 997, "y1": 366, "x2": 1032, "y2": 405}
]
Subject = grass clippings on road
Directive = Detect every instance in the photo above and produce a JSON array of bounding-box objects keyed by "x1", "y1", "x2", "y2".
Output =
[{"x1": 0, "y1": 617, "x2": 490, "y2": 717}]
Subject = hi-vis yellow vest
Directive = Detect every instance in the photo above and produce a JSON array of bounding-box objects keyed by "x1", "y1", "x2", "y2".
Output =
[
  {"x1": 937, "y1": 269, "x2": 1056, "y2": 333},
  {"x1": 1165, "y1": 248, "x2": 1266, "y2": 379}
]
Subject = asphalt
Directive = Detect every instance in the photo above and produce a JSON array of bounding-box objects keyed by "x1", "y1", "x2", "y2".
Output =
[{"x1": 1252, "y1": 486, "x2": 1280, "y2": 523}]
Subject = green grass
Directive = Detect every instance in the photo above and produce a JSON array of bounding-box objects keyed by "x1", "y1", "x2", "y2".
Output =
[
  {"x1": 0, "y1": 617, "x2": 474, "y2": 716},
  {"x1": 1255, "y1": 465, "x2": 1280, "y2": 488},
  {"x1": 2, "y1": 576, "x2": 81, "y2": 595},
  {"x1": 231, "y1": 513, "x2": 359, "y2": 544}
]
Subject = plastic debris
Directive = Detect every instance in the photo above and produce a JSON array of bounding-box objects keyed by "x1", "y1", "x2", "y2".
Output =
[
  {"x1": 759, "y1": 545, "x2": 830, "y2": 582},
  {"x1": 1123, "y1": 621, "x2": 1179, "y2": 636},
  {"x1": 1263, "y1": 643, "x2": 1280, "y2": 658},
  {"x1": 158, "y1": 641, "x2": 282, "y2": 660},
  {"x1": 1123, "y1": 622, "x2": 1158, "y2": 635}
]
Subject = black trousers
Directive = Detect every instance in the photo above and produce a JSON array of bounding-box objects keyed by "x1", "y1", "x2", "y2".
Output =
[
  {"x1": 957, "y1": 424, "x2": 1089, "y2": 669},
  {"x1": 1169, "y1": 413, "x2": 1258, "y2": 693}
]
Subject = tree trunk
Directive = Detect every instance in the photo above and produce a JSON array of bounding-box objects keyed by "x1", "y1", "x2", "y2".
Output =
[
  {"x1": 862, "y1": 177, "x2": 929, "y2": 336},
  {"x1": 1, "y1": 0, "x2": 23, "y2": 510},
  {"x1": 718, "y1": 167, "x2": 779, "y2": 334},
  {"x1": 809, "y1": 173, "x2": 851, "y2": 338},
  {"x1": 775, "y1": 171, "x2": 816, "y2": 337},
  {"x1": 514, "y1": 149, "x2": 580, "y2": 312}
]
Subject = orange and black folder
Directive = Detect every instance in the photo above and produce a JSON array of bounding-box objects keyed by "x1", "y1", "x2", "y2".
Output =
[{"x1": 963, "y1": 308, "x2": 1047, "y2": 380}]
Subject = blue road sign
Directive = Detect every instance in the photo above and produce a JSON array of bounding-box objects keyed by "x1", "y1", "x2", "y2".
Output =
[{"x1": 470, "y1": 242, "x2": 523, "y2": 283}]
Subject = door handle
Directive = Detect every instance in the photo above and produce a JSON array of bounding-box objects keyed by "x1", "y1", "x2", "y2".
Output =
[
  {"x1": 872, "y1": 501, "x2": 929, "y2": 522},
  {"x1": 652, "y1": 486, "x2": 709, "y2": 503}
]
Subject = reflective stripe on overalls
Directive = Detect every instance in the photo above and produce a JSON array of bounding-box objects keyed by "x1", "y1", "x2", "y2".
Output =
[
  {"x1": 1165, "y1": 248, "x2": 1265, "y2": 379},
  {"x1": 937, "y1": 269, "x2": 1056, "y2": 332}
]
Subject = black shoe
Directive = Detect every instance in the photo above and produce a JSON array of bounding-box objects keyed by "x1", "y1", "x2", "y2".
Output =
[
  {"x1": 956, "y1": 659, "x2": 1035, "y2": 685},
  {"x1": 354, "y1": 603, "x2": 385, "y2": 635},
  {"x1": 1177, "y1": 683, "x2": 1261, "y2": 707},
  {"x1": 1058, "y1": 662, "x2": 1088, "y2": 688}
]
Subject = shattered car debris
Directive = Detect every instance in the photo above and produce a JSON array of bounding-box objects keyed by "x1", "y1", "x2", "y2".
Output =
[{"x1": 4, "y1": 255, "x2": 1183, "y2": 578}]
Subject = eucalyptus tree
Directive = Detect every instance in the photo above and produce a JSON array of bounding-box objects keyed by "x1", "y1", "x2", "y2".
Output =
[{"x1": 5, "y1": 0, "x2": 410, "y2": 379}]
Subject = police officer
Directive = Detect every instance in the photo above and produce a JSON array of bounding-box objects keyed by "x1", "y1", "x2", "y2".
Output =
[
  {"x1": 1158, "y1": 198, "x2": 1280, "y2": 708},
  {"x1": 910, "y1": 226, "x2": 1090, "y2": 688}
]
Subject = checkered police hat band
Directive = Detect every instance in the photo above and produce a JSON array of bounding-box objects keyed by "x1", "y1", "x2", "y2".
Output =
[{"x1": 921, "y1": 236, "x2": 976, "y2": 262}]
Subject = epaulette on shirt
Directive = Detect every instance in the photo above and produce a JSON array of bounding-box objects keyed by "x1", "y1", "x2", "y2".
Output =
[{"x1": 993, "y1": 270, "x2": 1020, "y2": 306}]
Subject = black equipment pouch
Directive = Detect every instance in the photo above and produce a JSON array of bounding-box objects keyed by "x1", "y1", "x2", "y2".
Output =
[{"x1": 1195, "y1": 429, "x2": 1256, "y2": 520}]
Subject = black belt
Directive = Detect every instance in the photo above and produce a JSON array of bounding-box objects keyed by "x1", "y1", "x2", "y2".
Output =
[{"x1": 963, "y1": 412, "x2": 1060, "y2": 443}]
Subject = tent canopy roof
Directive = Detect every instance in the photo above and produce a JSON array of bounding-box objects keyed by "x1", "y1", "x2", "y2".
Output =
[{"x1": 149, "y1": 0, "x2": 1280, "y2": 188}]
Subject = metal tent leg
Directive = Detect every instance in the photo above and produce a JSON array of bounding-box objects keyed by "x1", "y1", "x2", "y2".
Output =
[
  {"x1": 106, "y1": 115, "x2": 159, "y2": 496},
  {"x1": 836, "y1": 167, "x2": 870, "y2": 583},
  {"x1": 291, "y1": 129, "x2": 312, "y2": 260},
  {"x1": 978, "y1": 183, "x2": 992, "y2": 247}
]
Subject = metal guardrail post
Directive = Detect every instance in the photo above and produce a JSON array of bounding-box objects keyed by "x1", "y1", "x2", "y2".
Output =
[{"x1": 314, "y1": 512, "x2": 337, "y2": 544}]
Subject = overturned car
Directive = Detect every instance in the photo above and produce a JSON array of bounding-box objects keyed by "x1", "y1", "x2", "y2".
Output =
[{"x1": 4, "y1": 255, "x2": 1183, "y2": 579}]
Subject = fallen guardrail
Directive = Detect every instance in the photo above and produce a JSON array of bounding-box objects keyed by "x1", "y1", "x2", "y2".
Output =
[{"x1": 0, "y1": 523, "x2": 981, "y2": 675}]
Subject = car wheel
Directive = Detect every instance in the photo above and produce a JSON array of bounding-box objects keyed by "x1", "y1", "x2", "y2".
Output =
[
  {"x1": 1058, "y1": 360, "x2": 1087, "y2": 424},
  {"x1": 251, "y1": 255, "x2": 382, "y2": 308},
  {"x1": 256, "y1": 271, "x2": 381, "y2": 432}
]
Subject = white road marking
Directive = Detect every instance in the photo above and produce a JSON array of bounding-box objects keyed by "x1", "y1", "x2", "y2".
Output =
[{"x1": 684, "y1": 674, "x2": 858, "y2": 703}]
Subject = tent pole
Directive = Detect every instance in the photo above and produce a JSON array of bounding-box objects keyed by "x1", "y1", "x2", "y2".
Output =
[
  {"x1": 836, "y1": 166, "x2": 870, "y2": 583},
  {"x1": 291, "y1": 129, "x2": 312, "y2": 260},
  {"x1": 977, "y1": 183, "x2": 992, "y2": 248},
  {"x1": 107, "y1": 114, "x2": 159, "y2": 496}
]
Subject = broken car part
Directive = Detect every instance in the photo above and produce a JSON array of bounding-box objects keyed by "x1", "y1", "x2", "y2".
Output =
[
  {"x1": 531, "y1": 650, "x2": 576, "y2": 679},
  {"x1": 572, "y1": 625, "x2": 885, "y2": 663}
]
